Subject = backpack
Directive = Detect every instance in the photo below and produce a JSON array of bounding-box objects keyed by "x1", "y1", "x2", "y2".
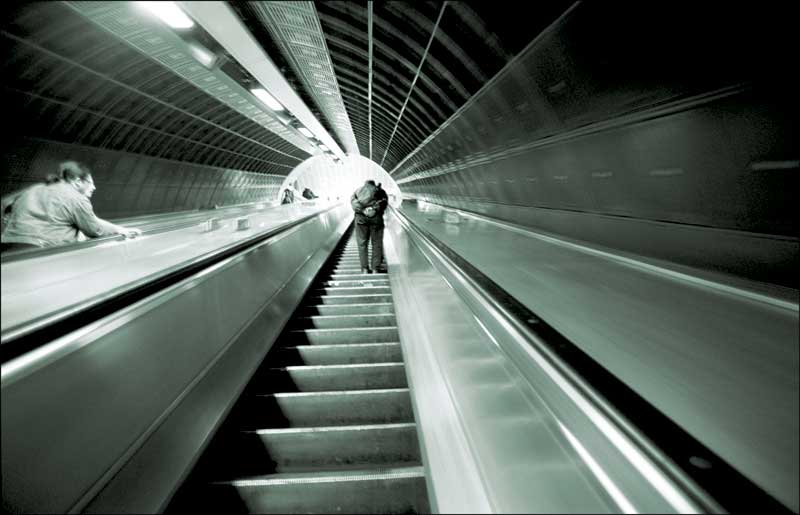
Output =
[{"x1": 355, "y1": 182, "x2": 377, "y2": 204}]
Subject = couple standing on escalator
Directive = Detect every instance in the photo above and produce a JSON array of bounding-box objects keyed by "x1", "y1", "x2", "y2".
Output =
[{"x1": 350, "y1": 180, "x2": 388, "y2": 274}]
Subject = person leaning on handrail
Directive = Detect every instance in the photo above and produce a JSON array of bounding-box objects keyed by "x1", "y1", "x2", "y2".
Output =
[{"x1": 0, "y1": 160, "x2": 141, "y2": 253}]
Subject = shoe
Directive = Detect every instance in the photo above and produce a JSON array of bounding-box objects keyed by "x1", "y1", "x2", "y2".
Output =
[{"x1": 361, "y1": 268, "x2": 371, "y2": 274}]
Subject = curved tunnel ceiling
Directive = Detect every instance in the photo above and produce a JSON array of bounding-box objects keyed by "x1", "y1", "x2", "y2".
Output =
[{"x1": 1, "y1": 0, "x2": 575, "y2": 182}]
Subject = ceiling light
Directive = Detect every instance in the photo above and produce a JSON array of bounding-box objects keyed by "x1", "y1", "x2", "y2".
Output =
[
  {"x1": 297, "y1": 127, "x2": 313, "y2": 138},
  {"x1": 186, "y1": 41, "x2": 217, "y2": 68},
  {"x1": 136, "y1": 1, "x2": 194, "y2": 29},
  {"x1": 319, "y1": 144, "x2": 329, "y2": 152},
  {"x1": 251, "y1": 88, "x2": 285, "y2": 111}
]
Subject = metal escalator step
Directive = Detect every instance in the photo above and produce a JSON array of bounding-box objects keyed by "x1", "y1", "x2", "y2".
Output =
[
  {"x1": 247, "y1": 423, "x2": 421, "y2": 472},
  {"x1": 192, "y1": 424, "x2": 422, "y2": 480},
  {"x1": 331, "y1": 268, "x2": 367, "y2": 274},
  {"x1": 328, "y1": 273, "x2": 389, "y2": 280},
  {"x1": 200, "y1": 467, "x2": 429, "y2": 514},
  {"x1": 272, "y1": 343, "x2": 403, "y2": 366},
  {"x1": 235, "y1": 389, "x2": 414, "y2": 428},
  {"x1": 288, "y1": 327, "x2": 399, "y2": 345},
  {"x1": 298, "y1": 303, "x2": 394, "y2": 317},
  {"x1": 247, "y1": 363, "x2": 408, "y2": 392},
  {"x1": 313, "y1": 286, "x2": 392, "y2": 296},
  {"x1": 291, "y1": 313, "x2": 396, "y2": 329},
  {"x1": 320, "y1": 279, "x2": 390, "y2": 288},
  {"x1": 308, "y1": 294, "x2": 393, "y2": 305}
]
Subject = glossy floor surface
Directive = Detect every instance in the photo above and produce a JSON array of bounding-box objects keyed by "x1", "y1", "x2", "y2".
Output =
[{"x1": 399, "y1": 202, "x2": 799, "y2": 511}]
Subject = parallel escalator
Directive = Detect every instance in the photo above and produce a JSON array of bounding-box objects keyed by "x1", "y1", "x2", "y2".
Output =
[{"x1": 167, "y1": 227, "x2": 430, "y2": 514}]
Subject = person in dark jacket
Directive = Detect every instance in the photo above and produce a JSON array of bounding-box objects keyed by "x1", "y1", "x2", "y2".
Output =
[
  {"x1": 301, "y1": 187, "x2": 317, "y2": 200},
  {"x1": 1, "y1": 161, "x2": 140, "y2": 252},
  {"x1": 350, "y1": 180, "x2": 388, "y2": 274}
]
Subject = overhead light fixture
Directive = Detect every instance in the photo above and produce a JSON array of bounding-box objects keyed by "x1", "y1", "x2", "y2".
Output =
[
  {"x1": 251, "y1": 88, "x2": 285, "y2": 111},
  {"x1": 186, "y1": 41, "x2": 217, "y2": 69},
  {"x1": 319, "y1": 144, "x2": 329, "y2": 152},
  {"x1": 297, "y1": 127, "x2": 313, "y2": 138},
  {"x1": 136, "y1": 1, "x2": 194, "y2": 29}
]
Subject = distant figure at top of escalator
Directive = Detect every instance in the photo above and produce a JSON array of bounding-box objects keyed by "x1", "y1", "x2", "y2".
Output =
[
  {"x1": 281, "y1": 188, "x2": 294, "y2": 205},
  {"x1": 301, "y1": 187, "x2": 317, "y2": 200},
  {"x1": 351, "y1": 180, "x2": 388, "y2": 274},
  {"x1": 0, "y1": 161, "x2": 141, "y2": 253}
]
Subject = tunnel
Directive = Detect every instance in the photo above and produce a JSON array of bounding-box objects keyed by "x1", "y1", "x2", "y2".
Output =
[{"x1": 1, "y1": 1, "x2": 797, "y2": 514}]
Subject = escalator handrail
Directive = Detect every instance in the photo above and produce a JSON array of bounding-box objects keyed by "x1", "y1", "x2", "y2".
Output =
[
  {"x1": 390, "y1": 206, "x2": 793, "y2": 514},
  {"x1": 0, "y1": 201, "x2": 320, "y2": 264},
  {"x1": 0, "y1": 202, "x2": 345, "y2": 363}
]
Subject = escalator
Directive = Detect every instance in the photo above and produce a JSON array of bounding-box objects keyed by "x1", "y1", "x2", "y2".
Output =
[{"x1": 167, "y1": 227, "x2": 430, "y2": 514}]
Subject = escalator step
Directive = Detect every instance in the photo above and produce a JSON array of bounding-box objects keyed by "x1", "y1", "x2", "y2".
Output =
[
  {"x1": 232, "y1": 389, "x2": 414, "y2": 428},
  {"x1": 307, "y1": 294, "x2": 393, "y2": 305},
  {"x1": 246, "y1": 363, "x2": 408, "y2": 392},
  {"x1": 168, "y1": 230, "x2": 427, "y2": 514},
  {"x1": 290, "y1": 313, "x2": 397, "y2": 329},
  {"x1": 185, "y1": 424, "x2": 421, "y2": 480},
  {"x1": 313, "y1": 286, "x2": 392, "y2": 296},
  {"x1": 320, "y1": 279, "x2": 390, "y2": 288},
  {"x1": 198, "y1": 467, "x2": 429, "y2": 514},
  {"x1": 272, "y1": 343, "x2": 403, "y2": 366},
  {"x1": 287, "y1": 327, "x2": 399, "y2": 345},
  {"x1": 298, "y1": 302, "x2": 395, "y2": 317}
]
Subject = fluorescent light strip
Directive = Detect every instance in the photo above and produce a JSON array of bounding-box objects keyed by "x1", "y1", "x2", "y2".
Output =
[
  {"x1": 319, "y1": 144, "x2": 329, "y2": 151},
  {"x1": 297, "y1": 127, "x2": 313, "y2": 138},
  {"x1": 251, "y1": 88, "x2": 285, "y2": 111},
  {"x1": 186, "y1": 42, "x2": 216, "y2": 68},
  {"x1": 136, "y1": 1, "x2": 194, "y2": 29}
]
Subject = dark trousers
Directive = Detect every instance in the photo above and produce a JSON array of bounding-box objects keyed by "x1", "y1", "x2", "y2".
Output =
[{"x1": 355, "y1": 223, "x2": 384, "y2": 271}]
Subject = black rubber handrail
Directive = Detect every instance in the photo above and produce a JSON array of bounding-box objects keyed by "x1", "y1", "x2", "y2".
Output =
[
  {"x1": 1, "y1": 204, "x2": 342, "y2": 364},
  {"x1": 0, "y1": 203, "x2": 301, "y2": 264},
  {"x1": 392, "y1": 206, "x2": 794, "y2": 514}
]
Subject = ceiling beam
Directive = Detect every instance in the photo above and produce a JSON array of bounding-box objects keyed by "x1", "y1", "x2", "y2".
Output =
[{"x1": 178, "y1": 1, "x2": 346, "y2": 159}]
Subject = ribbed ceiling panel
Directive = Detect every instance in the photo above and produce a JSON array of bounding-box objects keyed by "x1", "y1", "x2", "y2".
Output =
[{"x1": 1, "y1": 2, "x2": 310, "y2": 175}]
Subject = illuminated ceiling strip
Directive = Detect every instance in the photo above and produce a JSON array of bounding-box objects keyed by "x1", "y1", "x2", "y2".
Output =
[
  {"x1": 379, "y1": 1, "x2": 447, "y2": 168},
  {"x1": 1, "y1": 26, "x2": 300, "y2": 162},
  {"x1": 136, "y1": 1, "x2": 194, "y2": 29},
  {"x1": 368, "y1": 1, "x2": 374, "y2": 161},
  {"x1": 249, "y1": 1, "x2": 358, "y2": 156},
  {"x1": 177, "y1": 1, "x2": 346, "y2": 159}
]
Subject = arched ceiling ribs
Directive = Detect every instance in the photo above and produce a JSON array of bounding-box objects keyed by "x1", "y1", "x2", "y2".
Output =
[
  {"x1": 319, "y1": 14, "x2": 460, "y2": 114},
  {"x1": 328, "y1": 51, "x2": 450, "y2": 125},
  {"x1": 337, "y1": 88, "x2": 428, "y2": 147},
  {"x1": 379, "y1": 2, "x2": 448, "y2": 168}
]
